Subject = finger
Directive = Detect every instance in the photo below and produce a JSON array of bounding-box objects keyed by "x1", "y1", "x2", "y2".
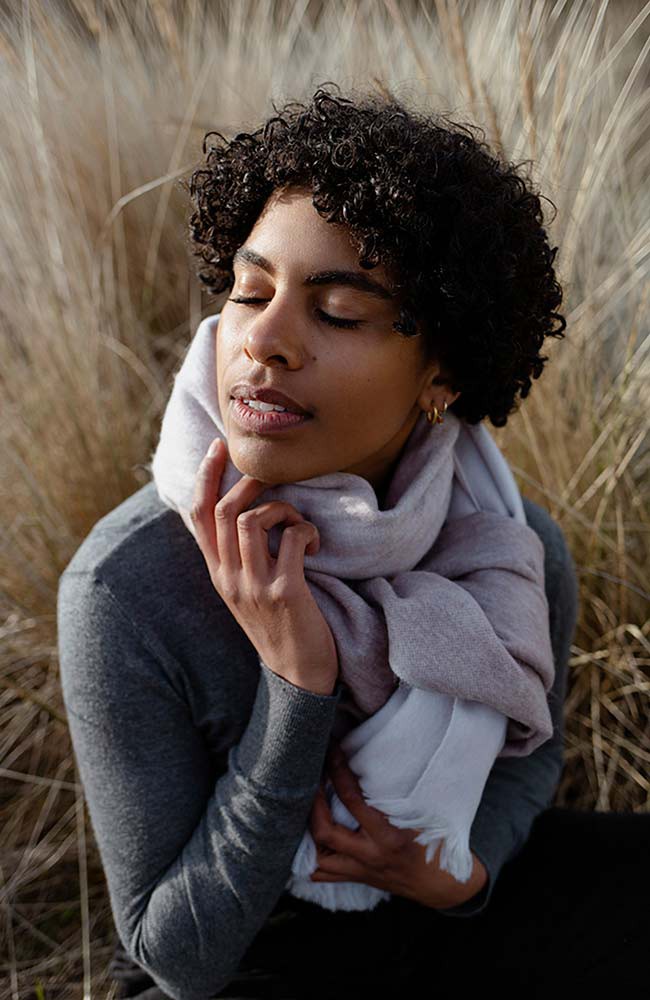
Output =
[
  {"x1": 274, "y1": 520, "x2": 320, "y2": 581},
  {"x1": 310, "y1": 870, "x2": 351, "y2": 883},
  {"x1": 236, "y1": 502, "x2": 312, "y2": 578},
  {"x1": 310, "y1": 853, "x2": 370, "y2": 882},
  {"x1": 190, "y1": 439, "x2": 228, "y2": 555},
  {"x1": 213, "y1": 472, "x2": 277, "y2": 576},
  {"x1": 326, "y1": 750, "x2": 394, "y2": 841},
  {"x1": 309, "y1": 783, "x2": 333, "y2": 840},
  {"x1": 310, "y1": 872, "x2": 351, "y2": 882},
  {"x1": 309, "y1": 780, "x2": 375, "y2": 864}
]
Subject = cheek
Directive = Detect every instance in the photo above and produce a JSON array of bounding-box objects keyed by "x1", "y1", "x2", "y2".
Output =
[
  {"x1": 215, "y1": 333, "x2": 237, "y2": 388},
  {"x1": 341, "y1": 362, "x2": 417, "y2": 417}
]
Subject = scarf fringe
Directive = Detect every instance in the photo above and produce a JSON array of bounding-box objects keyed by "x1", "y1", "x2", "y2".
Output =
[
  {"x1": 287, "y1": 779, "x2": 473, "y2": 913},
  {"x1": 365, "y1": 795, "x2": 474, "y2": 880}
]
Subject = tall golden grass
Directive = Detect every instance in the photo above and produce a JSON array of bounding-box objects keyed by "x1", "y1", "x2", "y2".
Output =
[{"x1": 0, "y1": 0, "x2": 648, "y2": 995}]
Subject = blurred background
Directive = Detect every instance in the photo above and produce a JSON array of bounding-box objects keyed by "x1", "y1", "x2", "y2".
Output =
[{"x1": 0, "y1": 0, "x2": 648, "y2": 996}]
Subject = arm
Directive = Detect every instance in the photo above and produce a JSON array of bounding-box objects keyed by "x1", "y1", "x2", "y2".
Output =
[
  {"x1": 57, "y1": 569, "x2": 342, "y2": 1000},
  {"x1": 436, "y1": 501, "x2": 578, "y2": 916}
]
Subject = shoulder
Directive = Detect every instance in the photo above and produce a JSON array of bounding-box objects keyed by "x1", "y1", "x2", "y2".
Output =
[
  {"x1": 61, "y1": 480, "x2": 192, "y2": 583},
  {"x1": 58, "y1": 480, "x2": 212, "y2": 623},
  {"x1": 57, "y1": 482, "x2": 217, "y2": 713},
  {"x1": 57, "y1": 479, "x2": 232, "y2": 662},
  {"x1": 57, "y1": 481, "x2": 219, "y2": 656}
]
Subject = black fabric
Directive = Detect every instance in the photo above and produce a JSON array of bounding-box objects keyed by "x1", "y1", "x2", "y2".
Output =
[{"x1": 109, "y1": 804, "x2": 650, "y2": 998}]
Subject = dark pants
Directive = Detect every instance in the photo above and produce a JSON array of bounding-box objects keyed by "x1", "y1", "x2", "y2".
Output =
[
  {"x1": 110, "y1": 810, "x2": 650, "y2": 999},
  {"x1": 226, "y1": 807, "x2": 650, "y2": 998},
  {"x1": 108, "y1": 501, "x2": 648, "y2": 998}
]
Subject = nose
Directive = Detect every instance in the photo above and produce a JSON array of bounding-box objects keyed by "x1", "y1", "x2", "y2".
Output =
[{"x1": 242, "y1": 295, "x2": 305, "y2": 370}]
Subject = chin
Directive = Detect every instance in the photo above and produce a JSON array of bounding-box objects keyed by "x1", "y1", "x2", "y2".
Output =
[{"x1": 227, "y1": 445, "x2": 293, "y2": 486}]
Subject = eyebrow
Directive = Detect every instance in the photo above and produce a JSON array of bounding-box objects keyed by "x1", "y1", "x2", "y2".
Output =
[{"x1": 232, "y1": 246, "x2": 395, "y2": 301}]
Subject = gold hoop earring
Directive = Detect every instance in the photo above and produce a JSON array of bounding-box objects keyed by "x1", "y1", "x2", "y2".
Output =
[{"x1": 425, "y1": 400, "x2": 448, "y2": 426}]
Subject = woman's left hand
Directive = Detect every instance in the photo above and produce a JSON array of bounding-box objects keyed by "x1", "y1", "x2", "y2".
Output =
[{"x1": 308, "y1": 742, "x2": 488, "y2": 910}]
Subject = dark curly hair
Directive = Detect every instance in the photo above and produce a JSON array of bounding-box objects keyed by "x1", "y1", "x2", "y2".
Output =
[{"x1": 182, "y1": 82, "x2": 566, "y2": 427}]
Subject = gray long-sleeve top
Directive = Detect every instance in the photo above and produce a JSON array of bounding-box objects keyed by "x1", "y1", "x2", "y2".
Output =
[{"x1": 57, "y1": 481, "x2": 577, "y2": 1000}]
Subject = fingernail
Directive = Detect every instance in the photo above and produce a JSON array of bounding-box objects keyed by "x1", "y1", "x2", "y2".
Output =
[{"x1": 208, "y1": 439, "x2": 222, "y2": 457}]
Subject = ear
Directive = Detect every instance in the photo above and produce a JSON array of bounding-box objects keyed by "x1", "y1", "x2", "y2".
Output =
[{"x1": 416, "y1": 360, "x2": 461, "y2": 414}]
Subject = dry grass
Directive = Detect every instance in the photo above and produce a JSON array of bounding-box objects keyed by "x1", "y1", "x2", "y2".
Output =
[{"x1": 0, "y1": 0, "x2": 648, "y2": 995}]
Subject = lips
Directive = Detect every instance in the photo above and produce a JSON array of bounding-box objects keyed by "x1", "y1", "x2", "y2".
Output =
[
  {"x1": 231, "y1": 397, "x2": 311, "y2": 433},
  {"x1": 229, "y1": 383, "x2": 312, "y2": 416}
]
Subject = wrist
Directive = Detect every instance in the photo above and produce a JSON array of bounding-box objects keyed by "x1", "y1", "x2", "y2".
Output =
[
  {"x1": 398, "y1": 841, "x2": 488, "y2": 910},
  {"x1": 284, "y1": 672, "x2": 338, "y2": 696},
  {"x1": 435, "y1": 853, "x2": 489, "y2": 910},
  {"x1": 259, "y1": 657, "x2": 339, "y2": 697}
]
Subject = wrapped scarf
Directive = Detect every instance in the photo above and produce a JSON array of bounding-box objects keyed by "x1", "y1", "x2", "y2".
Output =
[{"x1": 146, "y1": 311, "x2": 555, "y2": 910}]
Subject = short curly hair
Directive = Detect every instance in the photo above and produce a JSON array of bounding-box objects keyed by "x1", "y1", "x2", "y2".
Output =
[{"x1": 183, "y1": 82, "x2": 566, "y2": 427}]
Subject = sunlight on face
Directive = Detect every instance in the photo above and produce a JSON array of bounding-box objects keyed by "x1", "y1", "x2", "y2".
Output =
[{"x1": 215, "y1": 186, "x2": 454, "y2": 499}]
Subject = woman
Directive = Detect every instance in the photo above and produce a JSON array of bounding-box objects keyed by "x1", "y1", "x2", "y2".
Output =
[{"x1": 57, "y1": 85, "x2": 647, "y2": 999}]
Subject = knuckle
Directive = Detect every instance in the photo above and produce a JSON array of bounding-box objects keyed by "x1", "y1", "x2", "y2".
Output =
[
  {"x1": 312, "y1": 816, "x2": 334, "y2": 844},
  {"x1": 318, "y1": 832, "x2": 336, "y2": 851},
  {"x1": 219, "y1": 581, "x2": 240, "y2": 604},
  {"x1": 272, "y1": 500, "x2": 299, "y2": 516},
  {"x1": 189, "y1": 504, "x2": 202, "y2": 524},
  {"x1": 248, "y1": 581, "x2": 268, "y2": 604},
  {"x1": 214, "y1": 498, "x2": 235, "y2": 520},
  {"x1": 284, "y1": 522, "x2": 309, "y2": 538},
  {"x1": 361, "y1": 842, "x2": 381, "y2": 867},
  {"x1": 269, "y1": 576, "x2": 296, "y2": 603},
  {"x1": 310, "y1": 814, "x2": 328, "y2": 841},
  {"x1": 251, "y1": 500, "x2": 294, "y2": 520}
]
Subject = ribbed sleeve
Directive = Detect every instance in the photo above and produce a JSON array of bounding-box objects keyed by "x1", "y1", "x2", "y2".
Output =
[{"x1": 57, "y1": 569, "x2": 341, "y2": 1000}]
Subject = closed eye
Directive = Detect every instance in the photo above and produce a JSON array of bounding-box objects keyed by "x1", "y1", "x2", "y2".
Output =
[{"x1": 227, "y1": 297, "x2": 361, "y2": 330}]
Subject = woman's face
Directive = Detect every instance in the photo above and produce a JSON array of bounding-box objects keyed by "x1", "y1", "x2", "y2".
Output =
[{"x1": 216, "y1": 187, "x2": 458, "y2": 496}]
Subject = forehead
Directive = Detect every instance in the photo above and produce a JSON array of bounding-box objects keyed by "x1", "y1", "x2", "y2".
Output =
[{"x1": 236, "y1": 189, "x2": 397, "y2": 299}]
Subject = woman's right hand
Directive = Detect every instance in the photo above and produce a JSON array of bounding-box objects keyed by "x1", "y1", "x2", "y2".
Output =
[{"x1": 189, "y1": 437, "x2": 340, "y2": 696}]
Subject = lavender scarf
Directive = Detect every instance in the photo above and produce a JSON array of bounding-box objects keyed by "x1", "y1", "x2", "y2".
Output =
[{"x1": 147, "y1": 311, "x2": 555, "y2": 909}]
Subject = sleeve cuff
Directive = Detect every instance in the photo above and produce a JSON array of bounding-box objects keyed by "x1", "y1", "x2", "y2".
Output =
[{"x1": 231, "y1": 658, "x2": 343, "y2": 795}]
